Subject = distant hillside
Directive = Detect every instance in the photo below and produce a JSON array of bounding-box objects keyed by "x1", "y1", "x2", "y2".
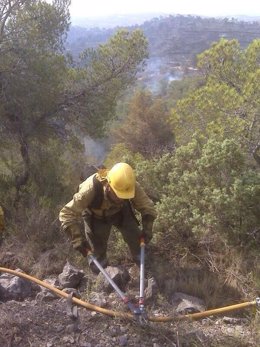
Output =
[
  {"x1": 71, "y1": 13, "x2": 167, "y2": 28},
  {"x1": 67, "y1": 26, "x2": 115, "y2": 58},
  {"x1": 66, "y1": 14, "x2": 260, "y2": 61},
  {"x1": 66, "y1": 14, "x2": 260, "y2": 91},
  {"x1": 71, "y1": 13, "x2": 260, "y2": 29},
  {"x1": 142, "y1": 15, "x2": 260, "y2": 62}
]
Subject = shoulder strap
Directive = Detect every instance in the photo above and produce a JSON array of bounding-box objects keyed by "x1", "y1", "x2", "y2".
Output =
[{"x1": 89, "y1": 175, "x2": 104, "y2": 209}]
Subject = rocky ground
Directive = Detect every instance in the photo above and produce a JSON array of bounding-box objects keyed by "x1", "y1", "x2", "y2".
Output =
[
  {"x1": 1, "y1": 265, "x2": 260, "y2": 347},
  {"x1": 0, "y1": 246, "x2": 259, "y2": 347},
  {"x1": 0, "y1": 295, "x2": 259, "y2": 347}
]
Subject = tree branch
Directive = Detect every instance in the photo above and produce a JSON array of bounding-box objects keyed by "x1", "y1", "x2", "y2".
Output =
[{"x1": 0, "y1": 1, "x2": 27, "y2": 44}]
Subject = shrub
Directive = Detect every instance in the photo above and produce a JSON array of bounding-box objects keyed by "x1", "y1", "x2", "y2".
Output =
[{"x1": 155, "y1": 136, "x2": 260, "y2": 248}]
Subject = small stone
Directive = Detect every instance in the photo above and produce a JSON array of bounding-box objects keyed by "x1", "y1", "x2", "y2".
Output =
[{"x1": 119, "y1": 335, "x2": 128, "y2": 346}]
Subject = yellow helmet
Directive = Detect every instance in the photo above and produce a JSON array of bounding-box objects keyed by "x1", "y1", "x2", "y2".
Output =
[{"x1": 107, "y1": 163, "x2": 135, "y2": 199}]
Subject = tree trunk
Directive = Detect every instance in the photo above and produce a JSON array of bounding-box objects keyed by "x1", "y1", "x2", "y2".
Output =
[{"x1": 14, "y1": 136, "x2": 30, "y2": 206}]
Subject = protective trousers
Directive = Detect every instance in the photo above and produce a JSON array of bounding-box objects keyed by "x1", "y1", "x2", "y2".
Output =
[{"x1": 83, "y1": 202, "x2": 141, "y2": 264}]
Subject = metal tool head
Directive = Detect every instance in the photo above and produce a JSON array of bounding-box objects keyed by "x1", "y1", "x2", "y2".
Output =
[
  {"x1": 139, "y1": 315, "x2": 148, "y2": 325},
  {"x1": 132, "y1": 304, "x2": 148, "y2": 324},
  {"x1": 127, "y1": 301, "x2": 142, "y2": 316},
  {"x1": 136, "y1": 310, "x2": 148, "y2": 325}
]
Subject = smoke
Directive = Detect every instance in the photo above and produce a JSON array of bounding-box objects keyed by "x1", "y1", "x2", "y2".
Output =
[
  {"x1": 139, "y1": 57, "x2": 183, "y2": 93},
  {"x1": 83, "y1": 136, "x2": 107, "y2": 166}
]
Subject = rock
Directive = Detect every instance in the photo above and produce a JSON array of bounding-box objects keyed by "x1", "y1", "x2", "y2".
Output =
[
  {"x1": 58, "y1": 261, "x2": 85, "y2": 289},
  {"x1": 62, "y1": 287, "x2": 81, "y2": 298},
  {"x1": 144, "y1": 277, "x2": 158, "y2": 299},
  {"x1": 119, "y1": 335, "x2": 128, "y2": 346},
  {"x1": 42, "y1": 277, "x2": 60, "y2": 288},
  {"x1": 62, "y1": 335, "x2": 75, "y2": 343},
  {"x1": 89, "y1": 292, "x2": 108, "y2": 307},
  {"x1": 36, "y1": 277, "x2": 60, "y2": 301},
  {"x1": 128, "y1": 265, "x2": 140, "y2": 284},
  {"x1": 95, "y1": 266, "x2": 130, "y2": 293},
  {"x1": 171, "y1": 292, "x2": 206, "y2": 314},
  {"x1": 108, "y1": 326, "x2": 118, "y2": 337},
  {"x1": 0, "y1": 269, "x2": 33, "y2": 301}
]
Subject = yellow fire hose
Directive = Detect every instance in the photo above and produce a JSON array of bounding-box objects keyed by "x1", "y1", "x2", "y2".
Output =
[{"x1": 0, "y1": 267, "x2": 259, "y2": 323}]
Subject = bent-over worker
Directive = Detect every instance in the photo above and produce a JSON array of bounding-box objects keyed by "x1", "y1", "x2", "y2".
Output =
[{"x1": 59, "y1": 163, "x2": 157, "y2": 273}]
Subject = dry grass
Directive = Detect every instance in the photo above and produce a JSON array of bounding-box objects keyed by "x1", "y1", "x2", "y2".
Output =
[{"x1": 145, "y1": 237, "x2": 259, "y2": 311}]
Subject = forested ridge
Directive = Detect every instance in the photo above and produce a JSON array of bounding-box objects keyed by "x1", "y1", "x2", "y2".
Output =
[
  {"x1": 67, "y1": 14, "x2": 260, "y2": 63},
  {"x1": 0, "y1": 1, "x2": 260, "y2": 346}
]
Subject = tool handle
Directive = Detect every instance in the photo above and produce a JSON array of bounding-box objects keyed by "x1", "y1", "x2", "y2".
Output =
[
  {"x1": 139, "y1": 240, "x2": 145, "y2": 306},
  {"x1": 88, "y1": 254, "x2": 126, "y2": 300}
]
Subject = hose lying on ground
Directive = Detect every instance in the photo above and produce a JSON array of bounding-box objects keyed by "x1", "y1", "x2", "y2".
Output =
[{"x1": 0, "y1": 267, "x2": 258, "y2": 323}]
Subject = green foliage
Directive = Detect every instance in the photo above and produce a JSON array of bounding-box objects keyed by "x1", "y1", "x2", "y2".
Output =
[
  {"x1": 111, "y1": 89, "x2": 174, "y2": 158},
  {"x1": 197, "y1": 39, "x2": 246, "y2": 87},
  {"x1": 0, "y1": 0, "x2": 70, "y2": 141},
  {"x1": 133, "y1": 153, "x2": 176, "y2": 202},
  {"x1": 28, "y1": 139, "x2": 78, "y2": 206},
  {"x1": 0, "y1": 0, "x2": 71, "y2": 206},
  {"x1": 81, "y1": 29, "x2": 148, "y2": 78},
  {"x1": 104, "y1": 143, "x2": 144, "y2": 169},
  {"x1": 155, "y1": 136, "x2": 260, "y2": 247},
  {"x1": 170, "y1": 82, "x2": 246, "y2": 144},
  {"x1": 169, "y1": 39, "x2": 260, "y2": 164},
  {"x1": 166, "y1": 75, "x2": 204, "y2": 108},
  {"x1": 76, "y1": 29, "x2": 149, "y2": 137},
  {"x1": 6, "y1": 0, "x2": 70, "y2": 52},
  {"x1": 0, "y1": 2, "x2": 148, "y2": 208}
]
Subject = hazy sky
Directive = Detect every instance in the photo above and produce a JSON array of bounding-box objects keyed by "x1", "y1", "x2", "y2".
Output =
[{"x1": 69, "y1": 0, "x2": 260, "y2": 18}]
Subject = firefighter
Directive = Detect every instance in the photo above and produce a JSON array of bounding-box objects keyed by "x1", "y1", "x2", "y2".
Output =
[{"x1": 59, "y1": 162, "x2": 157, "y2": 273}]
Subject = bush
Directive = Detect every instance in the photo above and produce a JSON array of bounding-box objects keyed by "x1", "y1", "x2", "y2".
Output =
[{"x1": 155, "y1": 136, "x2": 260, "y2": 248}]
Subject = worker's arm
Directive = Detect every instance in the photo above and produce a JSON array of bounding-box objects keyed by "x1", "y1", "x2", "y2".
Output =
[
  {"x1": 59, "y1": 176, "x2": 95, "y2": 251},
  {"x1": 131, "y1": 182, "x2": 157, "y2": 242}
]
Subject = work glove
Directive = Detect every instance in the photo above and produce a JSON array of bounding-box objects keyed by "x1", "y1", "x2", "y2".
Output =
[
  {"x1": 64, "y1": 224, "x2": 91, "y2": 257},
  {"x1": 75, "y1": 240, "x2": 91, "y2": 257},
  {"x1": 141, "y1": 214, "x2": 155, "y2": 243}
]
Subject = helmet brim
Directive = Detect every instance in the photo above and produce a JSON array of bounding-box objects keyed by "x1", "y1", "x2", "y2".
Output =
[{"x1": 112, "y1": 186, "x2": 135, "y2": 199}]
